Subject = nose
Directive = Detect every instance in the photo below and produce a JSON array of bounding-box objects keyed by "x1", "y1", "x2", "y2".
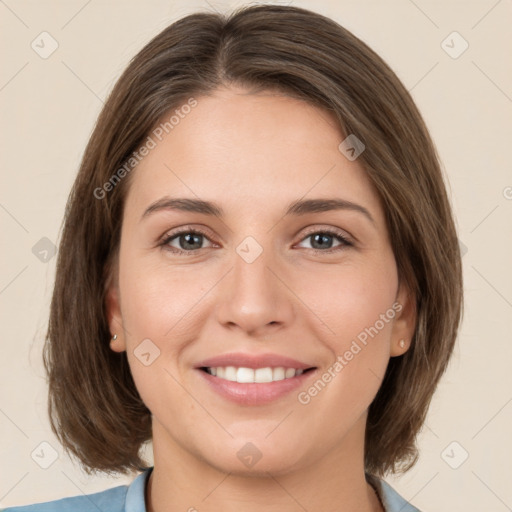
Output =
[{"x1": 215, "y1": 244, "x2": 295, "y2": 338}]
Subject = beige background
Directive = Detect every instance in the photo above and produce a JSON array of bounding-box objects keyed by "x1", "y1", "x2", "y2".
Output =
[{"x1": 1, "y1": 0, "x2": 511, "y2": 510}]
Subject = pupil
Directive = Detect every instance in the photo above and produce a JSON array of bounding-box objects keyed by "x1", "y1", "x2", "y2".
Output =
[
  {"x1": 312, "y1": 233, "x2": 332, "y2": 249},
  {"x1": 181, "y1": 233, "x2": 201, "y2": 250}
]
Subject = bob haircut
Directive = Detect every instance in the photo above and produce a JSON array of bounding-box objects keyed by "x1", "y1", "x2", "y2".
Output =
[{"x1": 44, "y1": 4, "x2": 463, "y2": 478}]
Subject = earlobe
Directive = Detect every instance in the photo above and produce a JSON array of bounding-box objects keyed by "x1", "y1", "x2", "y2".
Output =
[
  {"x1": 391, "y1": 338, "x2": 409, "y2": 357},
  {"x1": 390, "y1": 281, "x2": 417, "y2": 357},
  {"x1": 109, "y1": 332, "x2": 126, "y2": 353},
  {"x1": 105, "y1": 280, "x2": 127, "y2": 353}
]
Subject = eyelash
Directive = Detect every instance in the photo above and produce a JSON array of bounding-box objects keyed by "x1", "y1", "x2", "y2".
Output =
[{"x1": 159, "y1": 226, "x2": 353, "y2": 256}]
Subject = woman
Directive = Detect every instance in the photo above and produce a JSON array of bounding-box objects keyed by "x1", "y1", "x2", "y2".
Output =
[{"x1": 3, "y1": 4, "x2": 463, "y2": 511}]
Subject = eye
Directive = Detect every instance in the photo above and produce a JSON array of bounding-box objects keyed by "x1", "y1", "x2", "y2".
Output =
[
  {"x1": 296, "y1": 229, "x2": 353, "y2": 253},
  {"x1": 159, "y1": 226, "x2": 353, "y2": 256},
  {"x1": 160, "y1": 227, "x2": 215, "y2": 255}
]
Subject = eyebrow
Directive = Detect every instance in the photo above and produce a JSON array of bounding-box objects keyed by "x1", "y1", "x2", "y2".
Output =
[{"x1": 141, "y1": 197, "x2": 375, "y2": 225}]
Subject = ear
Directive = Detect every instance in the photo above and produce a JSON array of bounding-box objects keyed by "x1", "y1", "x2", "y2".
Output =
[
  {"x1": 105, "y1": 268, "x2": 127, "y2": 353},
  {"x1": 389, "y1": 279, "x2": 417, "y2": 357}
]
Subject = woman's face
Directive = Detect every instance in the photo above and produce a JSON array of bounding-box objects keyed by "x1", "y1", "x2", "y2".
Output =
[{"x1": 107, "y1": 86, "x2": 415, "y2": 475}]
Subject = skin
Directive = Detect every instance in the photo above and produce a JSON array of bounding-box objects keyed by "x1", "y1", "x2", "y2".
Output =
[{"x1": 107, "y1": 85, "x2": 416, "y2": 512}]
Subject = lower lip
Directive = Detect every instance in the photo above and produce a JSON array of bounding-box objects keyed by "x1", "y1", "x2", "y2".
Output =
[{"x1": 196, "y1": 369, "x2": 317, "y2": 405}]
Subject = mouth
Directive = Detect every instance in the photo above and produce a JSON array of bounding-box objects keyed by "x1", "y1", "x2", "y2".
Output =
[
  {"x1": 199, "y1": 366, "x2": 316, "y2": 383},
  {"x1": 196, "y1": 366, "x2": 317, "y2": 405},
  {"x1": 194, "y1": 353, "x2": 318, "y2": 405}
]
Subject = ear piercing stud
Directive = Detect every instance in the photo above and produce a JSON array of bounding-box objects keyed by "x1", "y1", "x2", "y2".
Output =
[
  {"x1": 112, "y1": 334, "x2": 118, "y2": 341},
  {"x1": 399, "y1": 339, "x2": 406, "y2": 348}
]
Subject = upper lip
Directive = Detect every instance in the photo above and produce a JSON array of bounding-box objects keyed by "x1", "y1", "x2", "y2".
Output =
[{"x1": 195, "y1": 352, "x2": 315, "y2": 370}]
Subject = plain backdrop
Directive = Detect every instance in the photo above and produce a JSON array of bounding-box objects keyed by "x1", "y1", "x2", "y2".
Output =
[{"x1": 1, "y1": 1, "x2": 511, "y2": 510}]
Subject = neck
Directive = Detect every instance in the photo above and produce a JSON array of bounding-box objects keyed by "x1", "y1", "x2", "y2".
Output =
[{"x1": 146, "y1": 415, "x2": 383, "y2": 512}]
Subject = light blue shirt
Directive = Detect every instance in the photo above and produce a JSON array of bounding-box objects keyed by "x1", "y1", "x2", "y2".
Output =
[{"x1": 2, "y1": 467, "x2": 420, "y2": 511}]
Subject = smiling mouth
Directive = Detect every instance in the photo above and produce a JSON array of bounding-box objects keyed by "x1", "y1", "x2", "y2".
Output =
[{"x1": 199, "y1": 366, "x2": 316, "y2": 383}]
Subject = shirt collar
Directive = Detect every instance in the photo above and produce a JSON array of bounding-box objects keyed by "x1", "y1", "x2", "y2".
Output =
[
  {"x1": 125, "y1": 467, "x2": 419, "y2": 512},
  {"x1": 366, "y1": 473, "x2": 420, "y2": 511},
  {"x1": 125, "y1": 466, "x2": 153, "y2": 512}
]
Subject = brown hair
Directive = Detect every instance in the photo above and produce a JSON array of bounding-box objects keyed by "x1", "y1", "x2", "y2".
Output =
[{"x1": 44, "y1": 4, "x2": 463, "y2": 478}]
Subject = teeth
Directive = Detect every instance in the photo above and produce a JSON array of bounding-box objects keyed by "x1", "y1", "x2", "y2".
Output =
[
  {"x1": 225, "y1": 366, "x2": 237, "y2": 381},
  {"x1": 285, "y1": 368, "x2": 296, "y2": 378},
  {"x1": 205, "y1": 366, "x2": 306, "y2": 383}
]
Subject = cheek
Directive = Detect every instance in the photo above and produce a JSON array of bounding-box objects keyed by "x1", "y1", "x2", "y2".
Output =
[
  {"x1": 117, "y1": 255, "x2": 214, "y2": 406},
  {"x1": 119, "y1": 254, "x2": 210, "y2": 338},
  {"x1": 299, "y1": 255, "x2": 398, "y2": 344},
  {"x1": 296, "y1": 256, "x2": 397, "y2": 401},
  {"x1": 118, "y1": 267, "x2": 193, "y2": 418}
]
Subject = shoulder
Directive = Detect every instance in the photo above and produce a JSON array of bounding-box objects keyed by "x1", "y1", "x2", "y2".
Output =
[
  {"x1": 1, "y1": 468, "x2": 152, "y2": 512},
  {"x1": 366, "y1": 474, "x2": 422, "y2": 512},
  {"x1": 1, "y1": 484, "x2": 127, "y2": 512}
]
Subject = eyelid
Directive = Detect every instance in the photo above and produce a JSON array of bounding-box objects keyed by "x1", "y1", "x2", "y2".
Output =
[
  {"x1": 160, "y1": 224, "x2": 354, "y2": 242},
  {"x1": 297, "y1": 225, "x2": 354, "y2": 245},
  {"x1": 158, "y1": 225, "x2": 216, "y2": 245},
  {"x1": 159, "y1": 224, "x2": 355, "y2": 254}
]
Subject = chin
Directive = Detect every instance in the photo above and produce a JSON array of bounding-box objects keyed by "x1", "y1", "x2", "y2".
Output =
[{"x1": 198, "y1": 435, "x2": 308, "y2": 477}]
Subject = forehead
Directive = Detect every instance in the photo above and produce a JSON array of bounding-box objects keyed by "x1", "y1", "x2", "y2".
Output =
[{"x1": 124, "y1": 87, "x2": 384, "y2": 224}]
